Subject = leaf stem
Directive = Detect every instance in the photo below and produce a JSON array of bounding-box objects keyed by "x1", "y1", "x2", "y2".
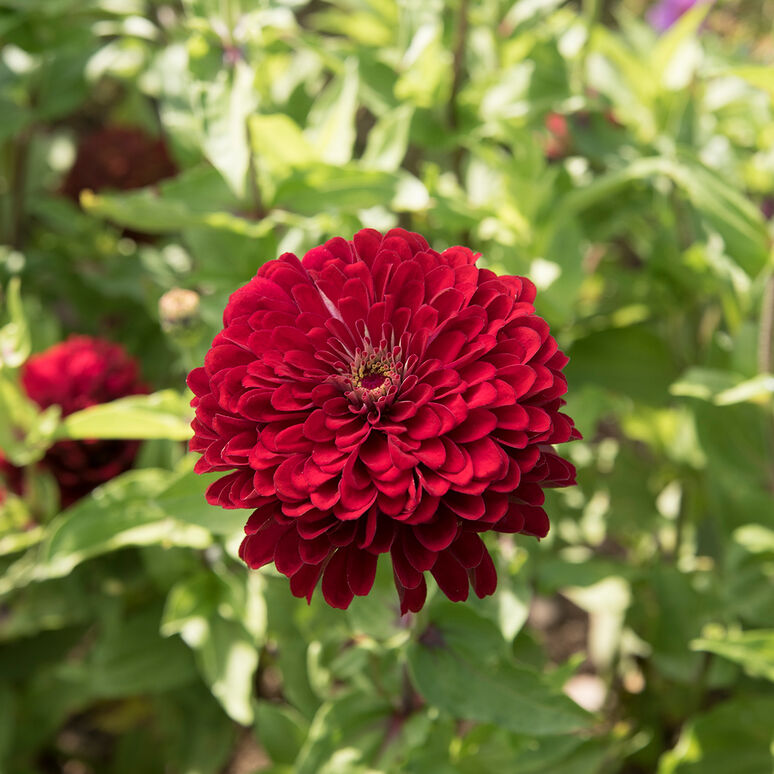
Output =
[
  {"x1": 9, "y1": 128, "x2": 31, "y2": 249},
  {"x1": 758, "y1": 271, "x2": 774, "y2": 374},
  {"x1": 448, "y1": 0, "x2": 470, "y2": 180}
]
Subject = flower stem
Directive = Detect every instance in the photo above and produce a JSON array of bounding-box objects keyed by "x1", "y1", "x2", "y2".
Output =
[
  {"x1": 758, "y1": 271, "x2": 774, "y2": 374},
  {"x1": 448, "y1": 0, "x2": 470, "y2": 180}
]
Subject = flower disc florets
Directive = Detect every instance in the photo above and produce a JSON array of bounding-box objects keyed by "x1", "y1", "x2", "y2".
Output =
[{"x1": 188, "y1": 229, "x2": 580, "y2": 612}]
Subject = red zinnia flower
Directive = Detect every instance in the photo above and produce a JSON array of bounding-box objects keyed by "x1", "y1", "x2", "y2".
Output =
[
  {"x1": 61, "y1": 126, "x2": 177, "y2": 200},
  {"x1": 21, "y1": 336, "x2": 148, "y2": 506},
  {"x1": 188, "y1": 229, "x2": 579, "y2": 612}
]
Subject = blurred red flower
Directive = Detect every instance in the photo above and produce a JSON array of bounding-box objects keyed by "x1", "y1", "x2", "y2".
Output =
[
  {"x1": 21, "y1": 336, "x2": 147, "y2": 506},
  {"x1": 189, "y1": 229, "x2": 579, "y2": 612},
  {"x1": 544, "y1": 112, "x2": 572, "y2": 161},
  {"x1": 0, "y1": 451, "x2": 23, "y2": 506},
  {"x1": 61, "y1": 126, "x2": 177, "y2": 200}
]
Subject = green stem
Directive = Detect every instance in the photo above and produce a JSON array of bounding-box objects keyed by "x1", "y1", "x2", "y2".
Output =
[
  {"x1": 758, "y1": 271, "x2": 774, "y2": 375},
  {"x1": 9, "y1": 129, "x2": 31, "y2": 250},
  {"x1": 448, "y1": 0, "x2": 470, "y2": 181}
]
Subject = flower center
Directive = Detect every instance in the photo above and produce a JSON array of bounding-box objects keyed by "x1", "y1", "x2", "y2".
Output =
[
  {"x1": 360, "y1": 372, "x2": 387, "y2": 390},
  {"x1": 328, "y1": 341, "x2": 403, "y2": 413},
  {"x1": 350, "y1": 349, "x2": 399, "y2": 399}
]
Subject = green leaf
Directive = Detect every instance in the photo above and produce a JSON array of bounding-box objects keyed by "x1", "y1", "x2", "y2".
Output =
[
  {"x1": 566, "y1": 324, "x2": 679, "y2": 405},
  {"x1": 0, "y1": 469, "x2": 212, "y2": 594},
  {"x1": 560, "y1": 156, "x2": 769, "y2": 276},
  {"x1": 670, "y1": 157, "x2": 769, "y2": 277},
  {"x1": 163, "y1": 571, "x2": 261, "y2": 724},
  {"x1": 713, "y1": 375, "x2": 774, "y2": 406},
  {"x1": 726, "y1": 66, "x2": 774, "y2": 101},
  {"x1": 734, "y1": 524, "x2": 774, "y2": 555},
  {"x1": 197, "y1": 60, "x2": 257, "y2": 197},
  {"x1": 273, "y1": 165, "x2": 400, "y2": 215},
  {"x1": 56, "y1": 389, "x2": 193, "y2": 441},
  {"x1": 362, "y1": 105, "x2": 414, "y2": 171},
  {"x1": 193, "y1": 615, "x2": 259, "y2": 725},
  {"x1": 306, "y1": 58, "x2": 359, "y2": 165},
  {"x1": 255, "y1": 701, "x2": 308, "y2": 765},
  {"x1": 84, "y1": 605, "x2": 198, "y2": 698},
  {"x1": 657, "y1": 695, "x2": 774, "y2": 774},
  {"x1": 0, "y1": 571, "x2": 95, "y2": 642},
  {"x1": 0, "y1": 371, "x2": 60, "y2": 465},
  {"x1": 691, "y1": 628, "x2": 774, "y2": 682},
  {"x1": 81, "y1": 165, "x2": 269, "y2": 236},
  {"x1": 249, "y1": 113, "x2": 316, "y2": 169},
  {"x1": 293, "y1": 692, "x2": 392, "y2": 774},
  {"x1": 154, "y1": 466, "x2": 249, "y2": 537},
  {"x1": 407, "y1": 605, "x2": 589, "y2": 736},
  {"x1": 0, "y1": 277, "x2": 30, "y2": 368},
  {"x1": 0, "y1": 683, "x2": 14, "y2": 767},
  {"x1": 670, "y1": 368, "x2": 743, "y2": 401}
]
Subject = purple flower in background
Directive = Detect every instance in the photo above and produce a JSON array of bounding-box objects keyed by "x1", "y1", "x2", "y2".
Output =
[{"x1": 647, "y1": 0, "x2": 712, "y2": 32}]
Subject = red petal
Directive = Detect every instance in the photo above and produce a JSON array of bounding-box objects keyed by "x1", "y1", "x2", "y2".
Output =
[
  {"x1": 274, "y1": 529, "x2": 303, "y2": 576},
  {"x1": 239, "y1": 520, "x2": 288, "y2": 568},
  {"x1": 470, "y1": 551, "x2": 497, "y2": 598},
  {"x1": 322, "y1": 549, "x2": 355, "y2": 609},
  {"x1": 402, "y1": 529, "x2": 437, "y2": 571},
  {"x1": 450, "y1": 532, "x2": 486, "y2": 568},
  {"x1": 391, "y1": 544, "x2": 423, "y2": 589},
  {"x1": 414, "y1": 510, "x2": 458, "y2": 551},
  {"x1": 444, "y1": 491, "x2": 485, "y2": 520},
  {"x1": 395, "y1": 574, "x2": 427, "y2": 614},
  {"x1": 299, "y1": 535, "x2": 332, "y2": 564},
  {"x1": 347, "y1": 549, "x2": 378, "y2": 596},
  {"x1": 520, "y1": 505, "x2": 550, "y2": 538},
  {"x1": 290, "y1": 562, "x2": 323, "y2": 603},
  {"x1": 431, "y1": 552, "x2": 469, "y2": 602}
]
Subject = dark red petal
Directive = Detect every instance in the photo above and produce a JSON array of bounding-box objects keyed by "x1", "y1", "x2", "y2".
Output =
[
  {"x1": 450, "y1": 531, "x2": 486, "y2": 568},
  {"x1": 444, "y1": 491, "x2": 485, "y2": 521},
  {"x1": 347, "y1": 548, "x2": 378, "y2": 596},
  {"x1": 239, "y1": 520, "x2": 288, "y2": 568},
  {"x1": 520, "y1": 505, "x2": 550, "y2": 537},
  {"x1": 290, "y1": 562, "x2": 324, "y2": 603},
  {"x1": 322, "y1": 549, "x2": 356, "y2": 609},
  {"x1": 402, "y1": 529, "x2": 437, "y2": 571},
  {"x1": 274, "y1": 529, "x2": 304, "y2": 576},
  {"x1": 414, "y1": 510, "x2": 458, "y2": 551},
  {"x1": 395, "y1": 574, "x2": 427, "y2": 614},
  {"x1": 391, "y1": 543, "x2": 424, "y2": 589},
  {"x1": 494, "y1": 503, "x2": 526, "y2": 533},
  {"x1": 243, "y1": 504, "x2": 276, "y2": 534},
  {"x1": 431, "y1": 552, "x2": 469, "y2": 602},
  {"x1": 470, "y1": 550, "x2": 497, "y2": 598},
  {"x1": 299, "y1": 534, "x2": 332, "y2": 564}
]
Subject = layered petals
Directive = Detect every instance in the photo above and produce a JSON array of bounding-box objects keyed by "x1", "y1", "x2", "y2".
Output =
[
  {"x1": 20, "y1": 336, "x2": 148, "y2": 506},
  {"x1": 189, "y1": 229, "x2": 579, "y2": 612}
]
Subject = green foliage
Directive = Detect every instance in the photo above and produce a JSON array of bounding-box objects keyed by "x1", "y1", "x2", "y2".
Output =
[{"x1": 1, "y1": 0, "x2": 773, "y2": 772}]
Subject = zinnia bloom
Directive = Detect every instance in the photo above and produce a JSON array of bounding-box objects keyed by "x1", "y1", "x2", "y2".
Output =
[
  {"x1": 61, "y1": 126, "x2": 177, "y2": 200},
  {"x1": 21, "y1": 336, "x2": 147, "y2": 506},
  {"x1": 189, "y1": 229, "x2": 579, "y2": 612}
]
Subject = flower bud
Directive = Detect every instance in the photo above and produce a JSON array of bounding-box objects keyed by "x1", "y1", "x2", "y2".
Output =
[{"x1": 159, "y1": 288, "x2": 204, "y2": 347}]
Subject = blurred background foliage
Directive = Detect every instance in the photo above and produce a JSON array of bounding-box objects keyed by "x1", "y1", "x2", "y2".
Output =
[{"x1": 1, "y1": 0, "x2": 773, "y2": 771}]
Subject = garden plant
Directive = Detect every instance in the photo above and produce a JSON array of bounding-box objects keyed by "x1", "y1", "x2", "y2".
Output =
[{"x1": 1, "y1": 0, "x2": 773, "y2": 772}]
